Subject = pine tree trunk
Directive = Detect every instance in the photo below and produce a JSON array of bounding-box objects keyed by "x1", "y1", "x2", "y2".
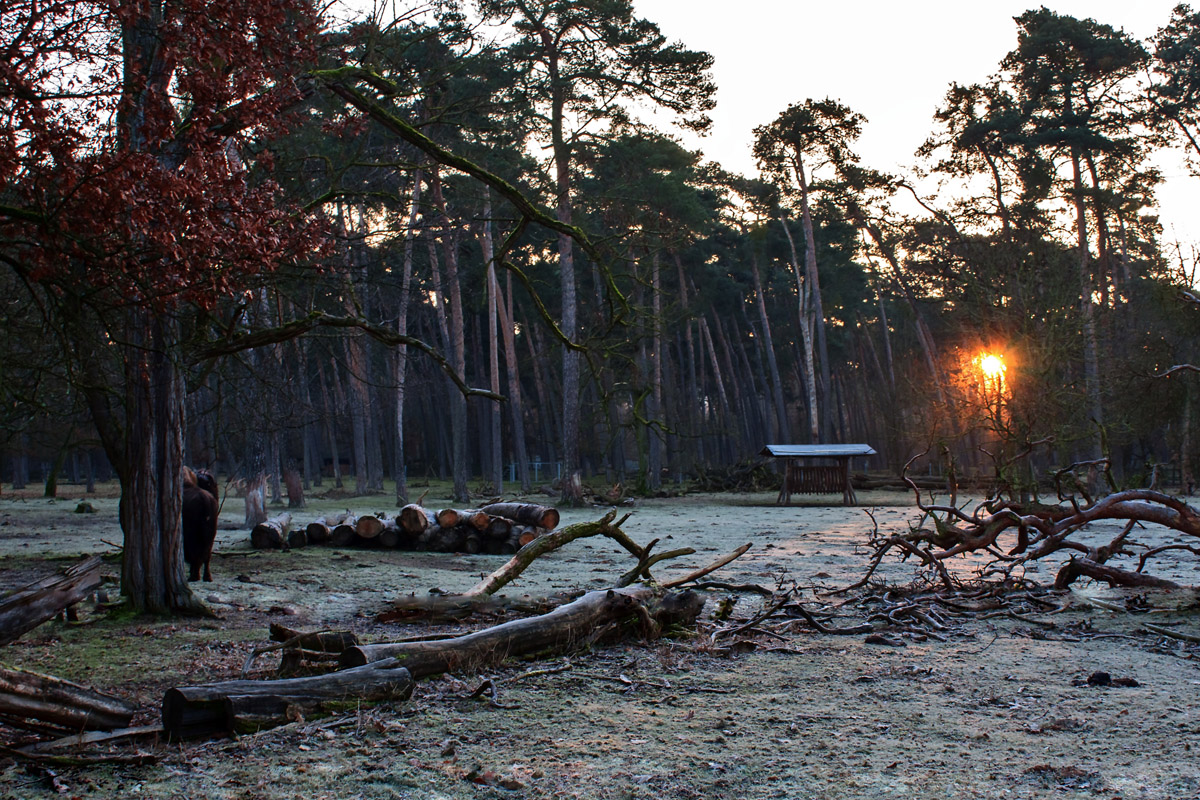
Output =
[
  {"x1": 794, "y1": 155, "x2": 833, "y2": 442},
  {"x1": 394, "y1": 171, "x2": 422, "y2": 505},
  {"x1": 648, "y1": 251, "x2": 663, "y2": 490},
  {"x1": 750, "y1": 248, "x2": 790, "y2": 443},
  {"x1": 1072, "y1": 149, "x2": 1104, "y2": 460},
  {"x1": 497, "y1": 274, "x2": 531, "y2": 492},
  {"x1": 429, "y1": 168, "x2": 470, "y2": 503},
  {"x1": 780, "y1": 213, "x2": 821, "y2": 442},
  {"x1": 480, "y1": 193, "x2": 504, "y2": 494}
]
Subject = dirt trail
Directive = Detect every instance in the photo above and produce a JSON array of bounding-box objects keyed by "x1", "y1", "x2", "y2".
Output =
[{"x1": 1, "y1": 488, "x2": 1199, "y2": 798}]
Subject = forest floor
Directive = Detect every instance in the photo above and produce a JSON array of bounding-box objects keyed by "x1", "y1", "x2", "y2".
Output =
[{"x1": 1, "y1": 481, "x2": 1199, "y2": 799}]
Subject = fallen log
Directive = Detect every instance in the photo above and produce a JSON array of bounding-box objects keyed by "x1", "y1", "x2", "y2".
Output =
[
  {"x1": 0, "y1": 556, "x2": 103, "y2": 646},
  {"x1": 305, "y1": 512, "x2": 349, "y2": 545},
  {"x1": 485, "y1": 516, "x2": 513, "y2": 539},
  {"x1": 377, "y1": 592, "x2": 583, "y2": 623},
  {"x1": 250, "y1": 513, "x2": 292, "y2": 550},
  {"x1": 0, "y1": 665, "x2": 136, "y2": 732},
  {"x1": 437, "y1": 508, "x2": 490, "y2": 530},
  {"x1": 355, "y1": 514, "x2": 389, "y2": 540},
  {"x1": 480, "y1": 503, "x2": 560, "y2": 531},
  {"x1": 421, "y1": 525, "x2": 466, "y2": 552},
  {"x1": 398, "y1": 505, "x2": 435, "y2": 535},
  {"x1": 162, "y1": 658, "x2": 414, "y2": 740},
  {"x1": 377, "y1": 518, "x2": 407, "y2": 549},
  {"x1": 515, "y1": 525, "x2": 543, "y2": 548},
  {"x1": 341, "y1": 586, "x2": 703, "y2": 675},
  {"x1": 286, "y1": 528, "x2": 308, "y2": 549},
  {"x1": 268, "y1": 623, "x2": 360, "y2": 653},
  {"x1": 330, "y1": 515, "x2": 359, "y2": 548},
  {"x1": 17, "y1": 724, "x2": 162, "y2": 755}
]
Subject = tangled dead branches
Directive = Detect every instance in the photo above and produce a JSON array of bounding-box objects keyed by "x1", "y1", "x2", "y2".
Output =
[{"x1": 846, "y1": 454, "x2": 1200, "y2": 593}]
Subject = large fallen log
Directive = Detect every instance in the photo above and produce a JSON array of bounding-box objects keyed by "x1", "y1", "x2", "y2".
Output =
[
  {"x1": 250, "y1": 513, "x2": 292, "y2": 550},
  {"x1": 340, "y1": 586, "x2": 704, "y2": 675},
  {"x1": 0, "y1": 665, "x2": 136, "y2": 732},
  {"x1": 0, "y1": 556, "x2": 103, "y2": 646},
  {"x1": 162, "y1": 658, "x2": 414, "y2": 740},
  {"x1": 480, "y1": 503, "x2": 560, "y2": 531},
  {"x1": 377, "y1": 592, "x2": 583, "y2": 623}
]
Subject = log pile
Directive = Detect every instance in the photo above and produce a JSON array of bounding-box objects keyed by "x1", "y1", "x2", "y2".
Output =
[{"x1": 248, "y1": 502, "x2": 560, "y2": 555}]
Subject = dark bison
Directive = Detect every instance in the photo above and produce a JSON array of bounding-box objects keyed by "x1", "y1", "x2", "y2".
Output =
[{"x1": 182, "y1": 467, "x2": 219, "y2": 582}]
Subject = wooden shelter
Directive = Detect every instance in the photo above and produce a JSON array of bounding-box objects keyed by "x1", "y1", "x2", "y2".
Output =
[{"x1": 760, "y1": 444, "x2": 877, "y2": 506}]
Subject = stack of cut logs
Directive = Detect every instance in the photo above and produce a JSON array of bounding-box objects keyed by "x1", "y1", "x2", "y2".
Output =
[{"x1": 250, "y1": 502, "x2": 561, "y2": 555}]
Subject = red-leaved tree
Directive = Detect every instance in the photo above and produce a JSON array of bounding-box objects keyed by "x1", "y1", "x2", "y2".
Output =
[{"x1": 1, "y1": 0, "x2": 325, "y2": 613}]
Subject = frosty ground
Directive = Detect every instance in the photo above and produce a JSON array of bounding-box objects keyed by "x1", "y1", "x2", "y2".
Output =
[{"x1": 1, "y1": 485, "x2": 1198, "y2": 799}]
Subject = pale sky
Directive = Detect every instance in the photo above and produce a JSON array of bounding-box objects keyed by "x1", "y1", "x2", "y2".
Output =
[{"x1": 634, "y1": 0, "x2": 1200, "y2": 251}]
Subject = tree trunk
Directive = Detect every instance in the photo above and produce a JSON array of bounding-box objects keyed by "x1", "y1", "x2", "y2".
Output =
[
  {"x1": 119, "y1": 311, "x2": 204, "y2": 615},
  {"x1": 546, "y1": 42, "x2": 581, "y2": 506},
  {"x1": 675, "y1": 253, "x2": 702, "y2": 468},
  {"x1": 648, "y1": 251, "x2": 664, "y2": 490},
  {"x1": 793, "y1": 154, "x2": 833, "y2": 441},
  {"x1": 480, "y1": 192, "x2": 504, "y2": 493},
  {"x1": 780, "y1": 212, "x2": 820, "y2": 442},
  {"x1": 750, "y1": 247, "x2": 790, "y2": 442},
  {"x1": 394, "y1": 171, "x2": 422, "y2": 506},
  {"x1": 428, "y1": 170, "x2": 470, "y2": 503},
  {"x1": 1071, "y1": 149, "x2": 1104, "y2": 460},
  {"x1": 497, "y1": 274, "x2": 532, "y2": 492}
]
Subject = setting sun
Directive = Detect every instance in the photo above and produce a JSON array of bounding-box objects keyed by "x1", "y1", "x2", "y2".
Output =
[{"x1": 979, "y1": 353, "x2": 1006, "y2": 380}]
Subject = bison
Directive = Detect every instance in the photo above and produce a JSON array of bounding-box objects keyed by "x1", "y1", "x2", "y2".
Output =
[{"x1": 182, "y1": 467, "x2": 219, "y2": 582}]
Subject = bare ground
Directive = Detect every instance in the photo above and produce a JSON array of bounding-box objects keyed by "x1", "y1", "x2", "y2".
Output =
[{"x1": 2, "y1": 483, "x2": 1199, "y2": 799}]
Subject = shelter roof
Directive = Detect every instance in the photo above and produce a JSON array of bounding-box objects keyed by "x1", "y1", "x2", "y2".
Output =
[{"x1": 759, "y1": 444, "x2": 877, "y2": 458}]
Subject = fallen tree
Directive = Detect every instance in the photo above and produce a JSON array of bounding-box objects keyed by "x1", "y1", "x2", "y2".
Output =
[
  {"x1": 340, "y1": 586, "x2": 704, "y2": 674},
  {"x1": 846, "y1": 453, "x2": 1200, "y2": 592},
  {"x1": 0, "y1": 556, "x2": 103, "y2": 646}
]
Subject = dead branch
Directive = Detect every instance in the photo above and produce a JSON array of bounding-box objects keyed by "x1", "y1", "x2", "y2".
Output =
[
  {"x1": 662, "y1": 543, "x2": 752, "y2": 589},
  {"x1": 463, "y1": 511, "x2": 631, "y2": 597},
  {"x1": 1054, "y1": 557, "x2": 1181, "y2": 590}
]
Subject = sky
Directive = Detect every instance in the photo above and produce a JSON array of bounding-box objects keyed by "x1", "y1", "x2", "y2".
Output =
[{"x1": 633, "y1": 0, "x2": 1200, "y2": 251}]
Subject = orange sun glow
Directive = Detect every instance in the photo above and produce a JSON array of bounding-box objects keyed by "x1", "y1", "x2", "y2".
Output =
[{"x1": 979, "y1": 353, "x2": 1006, "y2": 381}]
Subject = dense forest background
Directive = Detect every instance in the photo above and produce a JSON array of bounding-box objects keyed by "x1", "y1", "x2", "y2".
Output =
[{"x1": 5, "y1": 0, "x2": 1200, "y2": 510}]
